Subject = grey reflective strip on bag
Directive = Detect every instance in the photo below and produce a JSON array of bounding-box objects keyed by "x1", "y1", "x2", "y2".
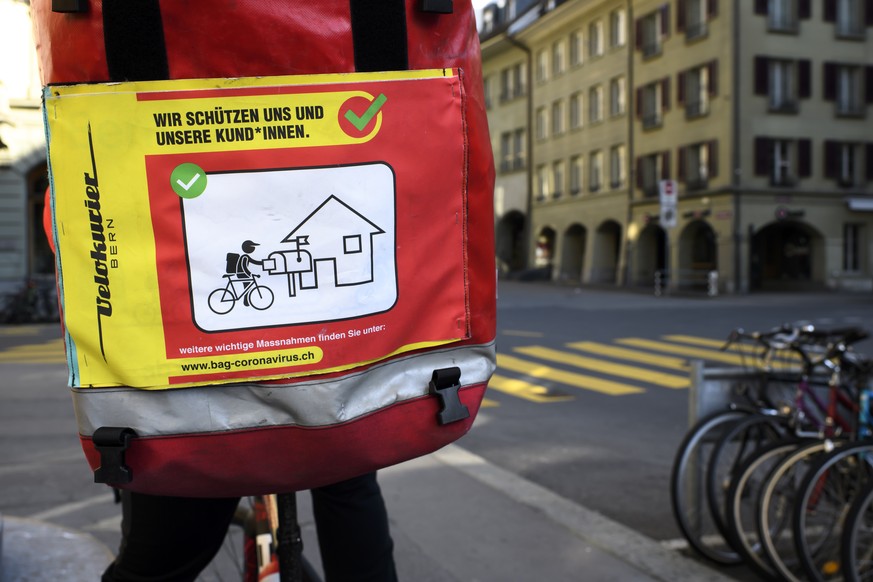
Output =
[{"x1": 72, "y1": 342, "x2": 496, "y2": 437}]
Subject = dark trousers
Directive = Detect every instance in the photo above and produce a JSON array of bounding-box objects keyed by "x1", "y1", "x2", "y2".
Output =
[{"x1": 102, "y1": 472, "x2": 397, "y2": 582}]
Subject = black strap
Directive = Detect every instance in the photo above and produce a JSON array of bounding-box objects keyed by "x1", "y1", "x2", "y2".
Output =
[
  {"x1": 103, "y1": 0, "x2": 169, "y2": 81},
  {"x1": 350, "y1": 0, "x2": 409, "y2": 72},
  {"x1": 102, "y1": 0, "x2": 409, "y2": 81}
]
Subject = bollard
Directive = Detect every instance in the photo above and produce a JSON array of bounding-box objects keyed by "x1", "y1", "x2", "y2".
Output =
[
  {"x1": 654, "y1": 270, "x2": 663, "y2": 297},
  {"x1": 707, "y1": 270, "x2": 718, "y2": 297}
]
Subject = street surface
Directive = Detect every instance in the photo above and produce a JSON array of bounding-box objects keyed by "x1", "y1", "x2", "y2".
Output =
[{"x1": 2, "y1": 281, "x2": 873, "y2": 580}]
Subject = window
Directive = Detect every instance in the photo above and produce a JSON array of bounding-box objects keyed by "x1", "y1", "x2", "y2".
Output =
[
  {"x1": 552, "y1": 40, "x2": 565, "y2": 76},
  {"x1": 536, "y1": 49, "x2": 548, "y2": 82},
  {"x1": 589, "y1": 150, "x2": 604, "y2": 192},
  {"x1": 754, "y1": 57, "x2": 811, "y2": 113},
  {"x1": 610, "y1": 9, "x2": 627, "y2": 48},
  {"x1": 610, "y1": 76, "x2": 626, "y2": 116},
  {"x1": 844, "y1": 223, "x2": 863, "y2": 272},
  {"x1": 824, "y1": 63, "x2": 867, "y2": 117},
  {"x1": 536, "y1": 107, "x2": 548, "y2": 140},
  {"x1": 499, "y1": 132, "x2": 512, "y2": 172},
  {"x1": 679, "y1": 0, "x2": 712, "y2": 40},
  {"x1": 636, "y1": 151, "x2": 670, "y2": 197},
  {"x1": 570, "y1": 30, "x2": 584, "y2": 66},
  {"x1": 499, "y1": 63, "x2": 527, "y2": 102},
  {"x1": 536, "y1": 165, "x2": 549, "y2": 200},
  {"x1": 343, "y1": 235, "x2": 362, "y2": 254},
  {"x1": 552, "y1": 161, "x2": 565, "y2": 198},
  {"x1": 754, "y1": 137, "x2": 812, "y2": 186},
  {"x1": 831, "y1": 0, "x2": 866, "y2": 38},
  {"x1": 610, "y1": 145, "x2": 626, "y2": 188},
  {"x1": 570, "y1": 92, "x2": 584, "y2": 129},
  {"x1": 551, "y1": 100, "x2": 565, "y2": 136},
  {"x1": 483, "y1": 76, "x2": 492, "y2": 109},
  {"x1": 637, "y1": 6, "x2": 668, "y2": 58},
  {"x1": 825, "y1": 141, "x2": 862, "y2": 186},
  {"x1": 570, "y1": 155, "x2": 583, "y2": 195},
  {"x1": 638, "y1": 79, "x2": 669, "y2": 128},
  {"x1": 679, "y1": 61, "x2": 717, "y2": 118},
  {"x1": 513, "y1": 129, "x2": 526, "y2": 170},
  {"x1": 589, "y1": 20, "x2": 604, "y2": 58},
  {"x1": 589, "y1": 85, "x2": 604, "y2": 123},
  {"x1": 678, "y1": 141, "x2": 718, "y2": 190},
  {"x1": 768, "y1": 0, "x2": 799, "y2": 31}
]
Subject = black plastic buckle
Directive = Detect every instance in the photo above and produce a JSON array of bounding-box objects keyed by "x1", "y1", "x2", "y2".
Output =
[
  {"x1": 420, "y1": 0, "x2": 453, "y2": 14},
  {"x1": 52, "y1": 0, "x2": 89, "y2": 13},
  {"x1": 429, "y1": 367, "x2": 469, "y2": 425},
  {"x1": 92, "y1": 427, "x2": 137, "y2": 485}
]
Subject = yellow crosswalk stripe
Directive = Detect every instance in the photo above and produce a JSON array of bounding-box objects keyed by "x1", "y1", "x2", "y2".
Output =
[
  {"x1": 0, "y1": 339, "x2": 66, "y2": 364},
  {"x1": 515, "y1": 346, "x2": 689, "y2": 389},
  {"x1": 615, "y1": 338, "x2": 753, "y2": 366},
  {"x1": 566, "y1": 341, "x2": 690, "y2": 371},
  {"x1": 480, "y1": 398, "x2": 500, "y2": 408},
  {"x1": 662, "y1": 334, "x2": 801, "y2": 364},
  {"x1": 496, "y1": 353, "x2": 644, "y2": 396},
  {"x1": 488, "y1": 373, "x2": 575, "y2": 403}
]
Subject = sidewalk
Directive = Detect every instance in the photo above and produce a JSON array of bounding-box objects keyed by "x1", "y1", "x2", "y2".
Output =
[{"x1": 1, "y1": 444, "x2": 734, "y2": 582}]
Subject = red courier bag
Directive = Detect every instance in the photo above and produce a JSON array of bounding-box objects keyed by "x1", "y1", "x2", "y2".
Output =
[{"x1": 33, "y1": 0, "x2": 495, "y2": 496}]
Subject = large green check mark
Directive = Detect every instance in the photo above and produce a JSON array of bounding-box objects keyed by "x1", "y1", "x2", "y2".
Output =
[{"x1": 344, "y1": 94, "x2": 388, "y2": 131}]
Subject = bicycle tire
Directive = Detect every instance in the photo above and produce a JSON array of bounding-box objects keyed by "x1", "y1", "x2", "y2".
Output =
[
  {"x1": 842, "y1": 477, "x2": 873, "y2": 582},
  {"x1": 757, "y1": 439, "x2": 847, "y2": 582},
  {"x1": 208, "y1": 287, "x2": 236, "y2": 315},
  {"x1": 706, "y1": 412, "x2": 788, "y2": 543},
  {"x1": 669, "y1": 408, "x2": 750, "y2": 564},
  {"x1": 793, "y1": 441, "x2": 873, "y2": 582},
  {"x1": 249, "y1": 285, "x2": 274, "y2": 311},
  {"x1": 724, "y1": 439, "x2": 804, "y2": 580}
]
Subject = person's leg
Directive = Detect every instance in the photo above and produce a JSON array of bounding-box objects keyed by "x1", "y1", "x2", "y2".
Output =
[
  {"x1": 102, "y1": 490, "x2": 240, "y2": 582},
  {"x1": 311, "y1": 472, "x2": 398, "y2": 582}
]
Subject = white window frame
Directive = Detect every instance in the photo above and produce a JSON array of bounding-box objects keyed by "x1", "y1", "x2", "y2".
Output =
[
  {"x1": 589, "y1": 150, "x2": 604, "y2": 192},
  {"x1": 570, "y1": 155, "x2": 583, "y2": 195},
  {"x1": 570, "y1": 30, "x2": 584, "y2": 66},
  {"x1": 610, "y1": 9, "x2": 626, "y2": 48},
  {"x1": 552, "y1": 160, "x2": 565, "y2": 198},
  {"x1": 610, "y1": 145, "x2": 626, "y2": 188},
  {"x1": 768, "y1": 0, "x2": 798, "y2": 32},
  {"x1": 536, "y1": 106, "x2": 548, "y2": 140},
  {"x1": 589, "y1": 85, "x2": 604, "y2": 123},
  {"x1": 769, "y1": 59, "x2": 797, "y2": 112},
  {"x1": 610, "y1": 76, "x2": 626, "y2": 116},
  {"x1": 589, "y1": 20, "x2": 604, "y2": 58},
  {"x1": 552, "y1": 40, "x2": 565, "y2": 76},
  {"x1": 570, "y1": 92, "x2": 583, "y2": 129}
]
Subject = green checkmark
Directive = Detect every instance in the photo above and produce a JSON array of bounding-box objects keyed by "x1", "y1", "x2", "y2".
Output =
[
  {"x1": 344, "y1": 94, "x2": 388, "y2": 131},
  {"x1": 171, "y1": 163, "x2": 207, "y2": 199}
]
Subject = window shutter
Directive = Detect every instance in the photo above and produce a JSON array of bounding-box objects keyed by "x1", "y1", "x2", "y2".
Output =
[
  {"x1": 678, "y1": 146, "x2": 687, "y2": 182},
  {"x1": 635, "y1": 18, "x2": 643, "y2": 50},
  {"x1": 866, "y1": 144, "x2": 873, "y2": 180},
  {"x1": 709, "y1": 60, "x2": 719, "y2": 96},
  {"x1": 798, "y1": 139, "x2": 812, "y2": 178},
  {"x1": 754, "y1": 137, "x2": 772, "y2": 176},
  {"x1": 866, "y1": 66, "x2": 873, "y2": 104},
  {"x1": 708, "y1": 0, "x2": 718, "y2": 18},
  {"x1": 677, "y1": 72, "x2": 686, "y2": 105},
  {"x1": 708, "y1": 140, "x2": 719, "y2": 178},
  {"x1": 636, "y1": 157, "x2": 644, "y2": 188},
  {"x1": 867, "y1": 0, "x2": 873, "y2": 26},
  {"x1": 662, "y1": 77, "x2": 671, "y2": 110},
  {"x1": 754, "y1": 0, "x2": 768, "y2": 14},
  {"x1": 754, "y1": 56, "x2": 769, "y2": 95},
  {"x1": 661, "y1": 4, "x2": 671, "y2": 37},
  {"x1": 799, "y1": 0, "x2": 811, "y2": 19},
  {"x1": 823, "y1": 63, "x2": 837, "y2": 101},
  {"x1": 636, "y1": 87, "x2": 643, "y2": 118},
  {"x1": 823, "y1": 141, "x2": 838, "y2": 179},
  {"x1": 676, "y1": 0, "x2": 686, "y2": 32},
  {"x1": 823, "y1": 0, "x2": 837, "y2": 21},
  {"x1": 798, "y1": 60, "x2": 811, "y2": 99},
  {"x1": 662, "y1": 150, "x2": 671, "y2": 180}
]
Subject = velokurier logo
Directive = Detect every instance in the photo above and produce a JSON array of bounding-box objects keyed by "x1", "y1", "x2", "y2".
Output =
[{"x1": 339, "y1": 93, "x2": 387, "y2": 137}]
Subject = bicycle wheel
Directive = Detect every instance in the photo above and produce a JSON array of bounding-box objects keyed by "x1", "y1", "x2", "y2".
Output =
[
  {"x1": 706, "y1": 413, "x2": 788, "y2": 543},
  {"x1": 843, "y1": 478, "x2": 873, "y2": 582},
  {"x1": 249, "y1": 285, "x2": 274, "y2": 311},
  {"x1": 725, "y1": 439, "x2": 803, "y2": 580},
  {"x1": 670, "y1": 408, "x2": 750, "y2": 564},
  {"x1": 794, "y1": 441, "x2": 873, "y2": 582},
  {"x1": 208, "y1": 287, "x2": 236, "y2": 315},
  {"x1": 757, "y1": 439, "x2": 848, "y2": 582}
]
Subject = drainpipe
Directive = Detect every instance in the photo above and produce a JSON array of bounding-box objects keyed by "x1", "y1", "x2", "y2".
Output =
[
  {"x1": 624, "y1": 0, "x2": 635, "y2": 288},
  {"x1": 505, "y1": 33, "x2": 534, "y2": 271},
  {"x1": 731, "y1": 0, "x2": 742, "y2": 293}
]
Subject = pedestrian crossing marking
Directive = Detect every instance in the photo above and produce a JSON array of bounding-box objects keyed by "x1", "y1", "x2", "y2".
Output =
[
  {"x1": 502, "y1": 330, "x2": 546, "y2": 338},
  {"x1": 480, "y1": 398, "x2": 500, "y2": 408},
  {"x1": 566, "y1": 341, "x2": 690, "y2": 372},
  {"x1": 488, "y1": 373, "x2": 575, "y2": 403},
  {"x1": 614, "y1": 338, "x2": 752, "y2": 366},
  {"x1": 0, "y1": 327, "x2": 40, "y2": 336},
  {"x1": 496, "y1": 353, "x2": 644, "y2": 396},
  {"x1": 0, "y1": 338, "x2": 66, "y2": 364},
  {"x1": 663, "y1": 334, "x2": 802, "y2": 365},
  {"x1": 514, "y1": 346, "x2": 689, "y2": 389}
]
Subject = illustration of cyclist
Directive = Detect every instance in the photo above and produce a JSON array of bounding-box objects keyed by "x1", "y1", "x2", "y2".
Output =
[
  {"x1": 233, "y1": 240, "x2": 264, "y2": 306},
  {"x1": 209, "y1": 240, "x2": 275, "y2": 314}
]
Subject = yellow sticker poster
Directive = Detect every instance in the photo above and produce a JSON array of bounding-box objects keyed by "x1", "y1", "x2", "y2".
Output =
[{"x1": 45, "y1": 70, "x2": 469, "y2": 389}]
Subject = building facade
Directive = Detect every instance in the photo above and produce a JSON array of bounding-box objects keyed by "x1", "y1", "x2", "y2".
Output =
[
  {"x1": 483, "y1": 0, "x2": 873, "y2": 293},
  {"x1": 0, "y1": 0, "x2": 51, "y2": 308}
]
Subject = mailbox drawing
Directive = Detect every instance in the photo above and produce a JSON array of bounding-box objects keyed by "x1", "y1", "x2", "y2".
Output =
[{"x1": 181, "y1": 163, "x2": 397, "y2": 332}]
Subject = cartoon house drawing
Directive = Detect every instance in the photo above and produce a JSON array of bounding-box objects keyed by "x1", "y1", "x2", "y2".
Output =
[{"x1": 272, "y1": 195, "x2": 386, "y2": 294}]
